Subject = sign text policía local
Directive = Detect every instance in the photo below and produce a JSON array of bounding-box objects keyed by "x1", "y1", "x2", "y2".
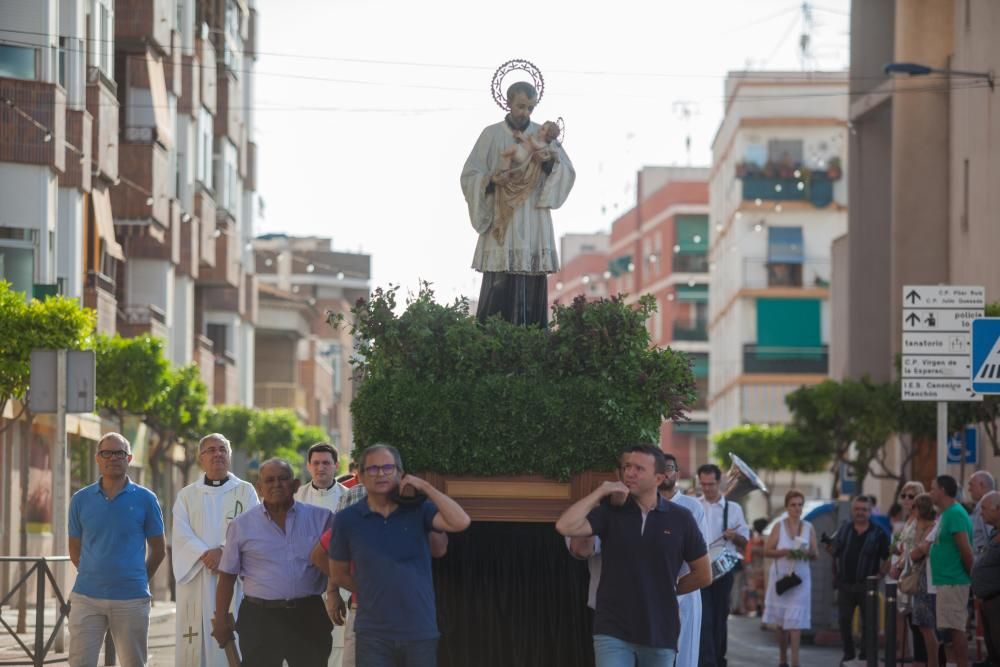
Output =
[{"x1": 901, "y1": 285, "x2": 983, "y2": 401}]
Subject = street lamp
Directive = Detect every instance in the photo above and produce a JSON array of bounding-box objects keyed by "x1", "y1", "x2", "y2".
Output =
[{"x1": 884, "y1": 61, "x2": 994, "y2": 90}]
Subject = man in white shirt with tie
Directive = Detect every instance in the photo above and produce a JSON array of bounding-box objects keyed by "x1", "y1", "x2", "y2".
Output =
[{"x1": 697, "y1": 464, "x2": 749, "y2": 667}]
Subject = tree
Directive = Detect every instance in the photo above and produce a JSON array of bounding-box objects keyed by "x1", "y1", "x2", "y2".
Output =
[
  {"x1": 95, "y1": 334, "x2": 169, "y2": 431},
  {"x1": 144, "y1": 364, "x2": 208, "y2": 493},
  {"x1": 250, "y1": 408, "x2": 306, "y2": 467},
  {"x1": 0, "y1": 282, "x2": 95, "y2": 429},
  {"x1": 203, "y1": 404, "x2": 255, "y2": 450}
]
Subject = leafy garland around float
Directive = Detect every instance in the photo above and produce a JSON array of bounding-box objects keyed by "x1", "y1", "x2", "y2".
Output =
[{"x1": 340, "y1": 283, "x2": 696, "y2": 481}]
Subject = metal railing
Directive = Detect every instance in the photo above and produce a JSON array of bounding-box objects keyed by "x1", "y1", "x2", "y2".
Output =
[
  {"x1": 0, "y1": 557, "x2": 70, "y2": 666},
  {"x1": 743, "y1": 344, "x2": 829, "y2": 374}
]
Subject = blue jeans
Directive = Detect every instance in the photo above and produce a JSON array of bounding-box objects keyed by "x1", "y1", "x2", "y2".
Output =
[
  {"x1": 593, "y1": 634, "x2": 677, "y2": 667},
  {"x1": 355, "y1": 634, "x2": 437, "y2": 667}
]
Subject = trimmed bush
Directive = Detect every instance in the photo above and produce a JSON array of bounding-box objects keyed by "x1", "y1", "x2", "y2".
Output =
[{"x1": 345, "y1": 284, "x2": 696, "y2": 480}]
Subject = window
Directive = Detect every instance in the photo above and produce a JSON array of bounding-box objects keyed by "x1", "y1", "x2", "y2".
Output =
[
  {"x1": 766, "y1": 227, "x2": 804, "y2": 287},
  {"x1": 215, "y1": 140, "x2": 240, "y2": 212},
  {"x1": 224, "y1": 0, "x2": 243, "y2": 75},
  {"x1": 206, "y1": 323, "x2": 230, "y2": 354},
  {"x1": 0, "y1": 243, "x2": 35, "y2": 299},
  {"x1": 767, "y1": 139, "x2": 803, "y2": 166},
  {"x1": 58, "y1": 38, "x2": 67, "y2": 87},
  {"x1": 91, "y1": 0, "x2": 114, "y2": 76},
  {"x1": 0, "y1": 44, "x2": 37, "y2": 79},
  {"x1": 196, "y1": 107, "x2": 214, "y2": 189}
]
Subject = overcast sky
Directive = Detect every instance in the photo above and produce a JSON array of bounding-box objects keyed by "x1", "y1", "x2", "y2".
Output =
[{"x1": 253, "y1": 0, "x2": 850, "y2": 303}]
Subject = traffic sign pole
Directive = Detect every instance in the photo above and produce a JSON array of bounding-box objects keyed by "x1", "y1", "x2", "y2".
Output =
[
  {"x1": 53, "y1": 350, "x2": 67, "y2": 652},
  {"x1": 937, "y1": 401, "x2": 947, "y2": 476}
]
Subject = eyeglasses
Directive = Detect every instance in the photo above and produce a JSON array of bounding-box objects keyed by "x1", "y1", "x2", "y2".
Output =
[
  {"x1": 900, "y1": 493, "x2": 916, "y2": 500},
  {"x1": 98, "y1": 450, "x2": 129, "y2": 460},
  {"x1": 364, "y1": 464, "x2": 398, "y2": 477},
  {"x1": 664, "y1": 464, "x2": 678, "y2": 472}
]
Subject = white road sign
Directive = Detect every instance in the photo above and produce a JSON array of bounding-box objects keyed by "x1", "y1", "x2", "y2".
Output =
[{"x1": 901, "y1": 285, "x2": 983, "y2": 402}]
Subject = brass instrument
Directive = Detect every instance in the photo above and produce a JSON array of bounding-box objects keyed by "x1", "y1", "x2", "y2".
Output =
[{"x1": 708, "y1": 454, "x2": 768, "y2": 580}]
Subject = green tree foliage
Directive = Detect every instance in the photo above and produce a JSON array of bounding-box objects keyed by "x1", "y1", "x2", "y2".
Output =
[
  {"x1": 713, "y1": 423, "x2": 828, "y2": 475},
  {"x1": 202, "y1": 405, "x2": 311, "y2": 468},
  {"x1": 0, "y1": 282, "x2": 95, "y2": 426},
  {"x1": 346, "y1": 284, "x2": 696, "y2": 480},
  {"x1": 144, "y1": 364, "x2": 209, "y2": 490},
  {"x1": 95, "y1": 334, "x2": 169, "y2": 431}
]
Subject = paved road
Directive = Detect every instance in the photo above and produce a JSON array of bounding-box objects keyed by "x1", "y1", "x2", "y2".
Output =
[{"x1": 726, "y1": 614, "x2": 843, "y2": 667}]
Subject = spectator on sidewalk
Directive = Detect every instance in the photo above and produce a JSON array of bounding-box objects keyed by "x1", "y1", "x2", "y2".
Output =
[
  {"x1": 68, "y1": 432, "x2": 166, "y2": 667},
  {"x1": 969, "y1": 471, "x2": 997, "y2": 555},
  {"x1": 929, "y1": 475, "x2": 974, "y2": 667},
  {"x1": 971, "y1": 491, "x2": 1000, "y2": 666},
  {"x1": 827, "y1": 494, "x2": 890, "y2": 664}
]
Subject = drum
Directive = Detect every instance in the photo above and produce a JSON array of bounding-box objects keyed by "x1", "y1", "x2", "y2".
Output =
[{"x1": 709, "y1": 544, "x2": 741, "y2": 580}]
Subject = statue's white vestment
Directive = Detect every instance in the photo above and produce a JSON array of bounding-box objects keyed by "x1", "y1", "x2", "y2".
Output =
[
  {"x1": 461, "y1": 120, "x2": 575, "y2": 275},
  {"x1": 172, "y1": 475, "x2": 259, "y2": 667}
]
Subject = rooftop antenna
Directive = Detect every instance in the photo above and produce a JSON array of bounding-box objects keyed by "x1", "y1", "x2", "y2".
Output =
[
  {"x1": 672, "y1": 100, "x2": 700, "y2": 166},
  {"x1": 799, "y1": 2, "x2": 815, "y2": 70}
]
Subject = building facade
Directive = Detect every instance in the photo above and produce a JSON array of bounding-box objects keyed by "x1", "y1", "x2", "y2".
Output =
[
  {"x1": 548, "y1": 167, "x2": 711, "y2": 476},
  {"x1": 253, "y1": 235, "x2": 371, "y2": 460},
  {"x1": 708, "y1": 72, "x2": 848, "y2": 441},
  {"x1": 842, "y1": 0, "x2": 1000, "y2": 489}
]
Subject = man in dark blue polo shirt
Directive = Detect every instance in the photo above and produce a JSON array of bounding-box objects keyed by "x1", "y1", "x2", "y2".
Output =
[
  {"x1": 68, "y1": 432, "x2": 166, "y2": 667},
  {"x1": 327, "y1": 444, "x2": 471, "y2": 667},
  {"x1": 557, "y1": 444, "x2": 711, "y2": 667}
]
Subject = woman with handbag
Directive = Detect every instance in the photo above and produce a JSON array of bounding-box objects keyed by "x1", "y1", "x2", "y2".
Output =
[
  {"x1": 890, "y1": 481, "x2": 927, "y2": 664},
  {"x1": 762, "y1": 490, "x2": 817, "y2": 667},
  {"x1": 901, "y1": 493, "x2": 940, "y2": 667}
]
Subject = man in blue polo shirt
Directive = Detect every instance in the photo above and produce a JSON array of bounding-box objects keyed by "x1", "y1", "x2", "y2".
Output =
[
  {"x1": 327, "y1": 443, "x2": 471, "y2": 667},
  {"x1": 68, "y1": 432, "x2": 166, "y2": 667},
  {"x1": 557, "y1": 444, "x2": 711, "y2": 667}
]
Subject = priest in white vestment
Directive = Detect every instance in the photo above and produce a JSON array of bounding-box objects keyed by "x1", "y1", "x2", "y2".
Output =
[
  {"x1": 660, "y1": 453, "x2": 710, "y2": 667},
  {"x1": 172, "y1": 433, "x2": 259, "y2": 667},
  {"x1": 294, "y1": 443, "x2": 348, "y2": 667},
  {"x1": 461, "y1": 80, "x2": 575, "y2": 327}
]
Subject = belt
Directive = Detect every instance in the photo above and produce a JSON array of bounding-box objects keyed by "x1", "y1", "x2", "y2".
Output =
[{"x1": 243, "y1": 594, "x2": 320, "y2": 609}]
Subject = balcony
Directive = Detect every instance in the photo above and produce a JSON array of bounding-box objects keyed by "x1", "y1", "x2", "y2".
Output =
[
  {"x1": 118, "y1": 303, "x2": 169, "y2": 340},
  {"x1": 86, "y1": 67, "x2": 118, "y2": 182},
  {"x1": 83, "y1": 272, "x2": 117, "y2": 335},
  {"x1": 199, "y1": 219, "x2": 240, "y2": 288},
  {"x1": 743, "y1": 344, "x2": 829, "y2": 374},
  {"x1": 196, "y1": 189, "x2": 217, "y2": 267},
  {"x1": 671, "y1": 253, "x2": 708, "y2": 273},
  {"x1": 742, "y1": 257, "x2": 831, "y2": 290},
  {"x1": 113, "y1": 142, "x2": 169, "y2": 227},
  {"x1": 114, "y1": 0, "x2": 171, "y2": 51},
  {"x1": 215, "y1": 71, "x2": 243, "y2": 147},
  {"x1": 672, "y1": 320, "x2": 708, "y2": 342},
  {"x1": 194, "y1": 334, "x2": 216, "y2": 401},
  {"x1": 59, "y1": 109, "x2": 92, "y2": 191},
  {"x1": 0, "y1": 77, "x2": 65, "y2": 173},
  {"x1": 255, "y1": 382, "x2": 308, "y2": 415},
  {"x1": 740, "y1": 174, "x2": 834, "y2": 208},
  {"x1": 214, "y1": 351, "x2": 239, "y2": 405}
]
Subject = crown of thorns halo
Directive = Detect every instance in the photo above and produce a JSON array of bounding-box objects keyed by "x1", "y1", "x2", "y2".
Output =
[{"x1": 491, "y1": 59, "x2": 545, "y2": 111}]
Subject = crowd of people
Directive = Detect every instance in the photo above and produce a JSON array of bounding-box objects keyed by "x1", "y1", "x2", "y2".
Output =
[{"x1": 64, "y1": 431, "x2": 1000, "y2": 667}]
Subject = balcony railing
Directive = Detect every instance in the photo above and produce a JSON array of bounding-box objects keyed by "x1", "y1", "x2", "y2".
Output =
[
  {"x1": 671, "y1": 253, "x2": 709, "y2": 273},
  {"x1": 255, "y1": 382, "x2": 307, "y2": 413},
  {"x1": 672, "y1": 320, "x2": 708, "y2": 341},
  {"x1": 84, "y1": 271, "x2": 117, "y2": 335},
  {"x1": 742, "y1": 257, "x2": 831, "y2": 290},
  {"x1": 743, "y1": 344, "x2": 828, "y2": 374}
]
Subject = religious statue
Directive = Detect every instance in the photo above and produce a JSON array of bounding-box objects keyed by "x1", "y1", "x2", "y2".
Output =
[{"x1": 461, "y1": 60, "x2": 575, "y2": 326}]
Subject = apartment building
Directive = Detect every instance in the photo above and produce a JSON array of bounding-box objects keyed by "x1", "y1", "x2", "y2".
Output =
[
  {"x1": 548, "y1": 167, "x2": 711, "y2": 475},
  {"x1": 708, "y1": 72, "x2": 848, "y2": 442},
  {"x1": 253, "y1": 235, "x2": 371, "y2": 459}
]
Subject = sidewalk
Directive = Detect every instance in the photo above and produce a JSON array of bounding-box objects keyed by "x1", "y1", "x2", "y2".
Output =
[{"x1": 0, "y1": 601, "x2": 176, "y2": 666}]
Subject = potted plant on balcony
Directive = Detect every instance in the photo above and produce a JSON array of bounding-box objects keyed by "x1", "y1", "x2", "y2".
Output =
[{"x1": 826, "y1": 156, "x2": 842, "y2": 180}]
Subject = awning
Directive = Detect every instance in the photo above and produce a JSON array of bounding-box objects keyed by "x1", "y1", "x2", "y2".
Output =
[
  {"x1": 674, "y1": 421, "x2": 709, "y2": 434},
  {"x1": 607, "y1": 254, "x2": 632, "y2": 277},
  {"x1": 767, "y1": 226, "x2": 804, "y2": 264},
  {"x1": 676, "y1": 284, "x2": 708, "y2": 302},
  {"x1": 91, "y1": 187, "x2": 125, "y2": 261},
  {"x1": 675, "y1": 216, "x2": 708, "y2": 254},
  {"x1": 146, "y1": 49, "x2": 173, "y2": 149}
]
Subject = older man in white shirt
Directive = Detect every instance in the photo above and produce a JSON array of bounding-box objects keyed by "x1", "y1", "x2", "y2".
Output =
[{"x1": 697, "y1": 463, "x2": 749, "y2": 667}]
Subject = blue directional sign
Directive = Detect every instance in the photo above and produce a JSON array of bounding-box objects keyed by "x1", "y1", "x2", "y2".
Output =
[
  {"x1": 971, "y1": 318, "x2": 1000, "y2": 394},
  {"x1": 946, "y1": 426, "x2": 977, "y2": 465}
]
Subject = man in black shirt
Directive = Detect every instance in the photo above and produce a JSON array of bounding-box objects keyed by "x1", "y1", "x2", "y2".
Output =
[
  {"x1": 827, "y1": 495, "x2": 890, "y2": 663},
  {"x1": 971, "y1": 491, "x2": 1000, "y2": 667}
]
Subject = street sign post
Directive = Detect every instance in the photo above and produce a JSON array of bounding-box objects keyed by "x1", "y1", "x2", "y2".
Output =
[
  {"x1": 971, "y1": 317, "x2": 1000, "y2": 394},
  {"x1": 27, "y1": 349, "x2": 95, "y2": 652},
  {"x1": 901, "y1": 285, "x2": 984, "y2": 475}
]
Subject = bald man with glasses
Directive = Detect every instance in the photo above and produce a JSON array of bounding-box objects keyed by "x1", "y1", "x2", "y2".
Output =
[{"x1": 67, "y1": 432, "x2": 166, "y2": 667}]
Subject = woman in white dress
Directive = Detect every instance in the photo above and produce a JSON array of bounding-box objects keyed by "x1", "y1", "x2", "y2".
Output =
[{"x1": 763, "y1": 489, "x2": 818, "y2": 667}]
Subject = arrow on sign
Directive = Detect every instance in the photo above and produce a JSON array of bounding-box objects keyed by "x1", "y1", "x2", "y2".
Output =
[
  {"x1": 905, "y1": 312, "x2": 921, "y2": 326},
  {"x1": 906, "y1": 290, "x2": 921, "y2": 304}
]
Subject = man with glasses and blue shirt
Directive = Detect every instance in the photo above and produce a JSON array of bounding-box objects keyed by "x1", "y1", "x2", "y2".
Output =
[
  {"x1": 68, "y1": 432, "x2": 166, "y2": 667},
  {"x1": 327, "y1": 444, "x2": 471, "y2": 667}
]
